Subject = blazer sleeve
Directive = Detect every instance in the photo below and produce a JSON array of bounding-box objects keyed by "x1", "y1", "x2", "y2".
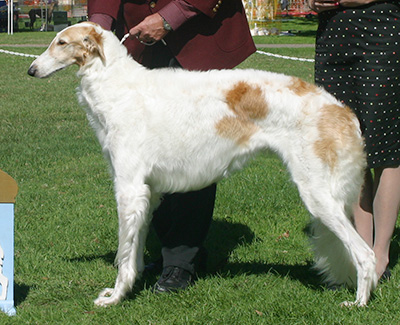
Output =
[
  {"x1": 87, "y1": 0, "x2": 121, "y2": 21},
  {"x1": 88, "y1": 0, "x2": 223, "y2": 23},
  {"x1": 185, "y1": 0, "x2": 224, "y2": 18}
]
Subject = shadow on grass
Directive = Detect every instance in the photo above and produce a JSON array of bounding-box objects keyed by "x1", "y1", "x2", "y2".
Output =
[
  {"x1": 217, "y1": 261, "x2": 321, "y2": 291},
  {"x1": 204, "y1": 220, "x2": 322, "y2": 290},
  {"x1": 69, "y1": 251, "x2": 116, "y2": 265},
  {"x1": 65, "y1": 219, "x2": 400, "y2": 299},
  {"x1": 14, "y1": 283, "x2": 30, "y2": 307},
  {"x1": 67, "y1": 219, "x2": 323, "y2": 292}
]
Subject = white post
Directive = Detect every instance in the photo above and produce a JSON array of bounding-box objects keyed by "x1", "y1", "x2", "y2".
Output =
[
  {"x1": 45, "y1": 1, "x2": 48, "y2": 32},
  {"x1": 7, "y1": 0, "x2": 14, "y2": 35}
]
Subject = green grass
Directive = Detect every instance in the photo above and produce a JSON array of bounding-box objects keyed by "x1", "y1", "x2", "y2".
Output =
[
  {"x1": 0, "y1": 31, "x2": 57, "y2": 45},
  {"x1": 251, "y1": 16, "x2": 318, "y2": 44},
  {"x1": 1, "y1": 20, "x2": 400, "y2": 323}
]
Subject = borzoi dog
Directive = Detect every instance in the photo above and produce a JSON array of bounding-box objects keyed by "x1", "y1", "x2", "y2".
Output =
[{"x1": 28, "y1": 22, "x2": 377, "y2": 307}]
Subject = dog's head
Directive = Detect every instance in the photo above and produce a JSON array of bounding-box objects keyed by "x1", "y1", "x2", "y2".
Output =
[{"x1": 28, "y1": 22, "x2": 106, "y2": 78}]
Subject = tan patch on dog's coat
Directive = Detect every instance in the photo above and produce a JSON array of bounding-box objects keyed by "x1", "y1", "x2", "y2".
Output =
[
  {"x1": 314, "y1": 104, "x2": 361, "y2": 170},
  {"x1": 225, "y1": 81, "x2": 269, "y2": 119},
  {"x1": 216, "y1": 116, "x2": 259, "y2": 146},
  {"x1": 217, "y1": 81, "x2": 267, "y2": 145},
  {"x1": 290, "y1": 77, "x2": 319, "y2": 96}
]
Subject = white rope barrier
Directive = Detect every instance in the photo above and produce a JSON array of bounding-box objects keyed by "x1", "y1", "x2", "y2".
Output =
[
  {"x1": 0, "y1": 49, "x2": 39, "y2": 58},
  {"x1": 0, "y1": 49, "x2": 315, "y2": 65},
  {"x1": 0, "y1": 48, "x2": 314, "y2": 63},
  {"x1": 256, "y1": 50, "x2": 314, "y2": 63}
]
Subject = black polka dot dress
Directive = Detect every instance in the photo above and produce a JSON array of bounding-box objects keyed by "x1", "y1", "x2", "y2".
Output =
[{"x1": 315, "y1": 1, "x2": 400, "y2": 168}]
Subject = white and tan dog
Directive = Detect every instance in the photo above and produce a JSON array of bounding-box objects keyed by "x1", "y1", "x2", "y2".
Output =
[{"x1": 28, "y1": 22, "x2": 377, "y2": 307}]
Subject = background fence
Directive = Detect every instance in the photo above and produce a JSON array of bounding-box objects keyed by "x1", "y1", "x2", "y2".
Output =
[
  {"x1": 0, "y1": 0, "x2": 87, "y2": 32},
  {"x1": 1, "y1": 0, "x2": 312, "y2": 34}
]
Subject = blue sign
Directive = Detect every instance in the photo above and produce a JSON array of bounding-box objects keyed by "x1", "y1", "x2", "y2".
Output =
[{"x1": 0, "y1": 204, "x2": 16, "y2": 316}]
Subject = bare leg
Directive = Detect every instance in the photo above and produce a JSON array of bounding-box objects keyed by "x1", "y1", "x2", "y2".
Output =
[
  {"x1": 372, "y1": 166, "x2": 400, "y2": 278},
  {"x1": 353, "y1": 170, "x2": 374, "y2": 247},
  {"x1": 354, "y1": 166, "x2": 400, "y2": 279}
]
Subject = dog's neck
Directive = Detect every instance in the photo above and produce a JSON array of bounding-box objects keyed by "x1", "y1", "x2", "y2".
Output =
[{"x1": 102, "y1": 30, "x2": 129, "y2": 63}]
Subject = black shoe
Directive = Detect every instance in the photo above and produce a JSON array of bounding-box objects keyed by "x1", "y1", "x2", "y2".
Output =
[{"x1": 152, "y1": 266, "x2": 194, "y2": 293}]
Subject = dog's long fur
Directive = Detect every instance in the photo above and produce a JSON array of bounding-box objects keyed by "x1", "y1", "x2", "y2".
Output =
[{"x1": 28, "y1": 23, "x2": 378, "y2": 307}]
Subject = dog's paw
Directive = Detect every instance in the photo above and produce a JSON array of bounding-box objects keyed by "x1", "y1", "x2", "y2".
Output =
[
  {"x1": 94, "y1": 288, "x2": 120, "y2": 307},
  {"x1": 94, "y1": 296, "x2": 120, "y2": 307},
  {"x1": 98, "y1": 287, "x2": 114, "y2": 298},
  {"x1": 340, "y1": 300, "x2": 367, "y2": 308}
]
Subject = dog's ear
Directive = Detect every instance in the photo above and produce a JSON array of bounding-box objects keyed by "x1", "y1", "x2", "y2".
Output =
[{"x1": 83, "y1": 30, "x2": 106, "y2": 65}]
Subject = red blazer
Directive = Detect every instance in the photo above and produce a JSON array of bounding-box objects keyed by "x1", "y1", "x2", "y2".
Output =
[{"x1": 88, "y1": 0, "x2": 256, "y2": 70}]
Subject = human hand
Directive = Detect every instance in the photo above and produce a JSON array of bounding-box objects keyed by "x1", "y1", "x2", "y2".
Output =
[
  {"x1": 339, "y1": 0, "x2": 375, "y2": 7},
  {"x1": 309, "y1": 0, "x2": 378, "y2": 11},
  {"x1": 129, "y1": 13, "x2": 169, "y2": 44},
  {"x1": 308, "y1": 0, "x2": 340, "y2": 12}
]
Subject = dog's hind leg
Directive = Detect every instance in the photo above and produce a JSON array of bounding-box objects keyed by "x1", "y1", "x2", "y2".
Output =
[
  {"x1": 309, "y1": 208, "x2": 377, "y2": 306},
  {"x1": 94, "y1": 182, "x2": 154, "y2": 307},
  {"x1": 294, "y1": 173, "x2": 377, "y2": 306}
]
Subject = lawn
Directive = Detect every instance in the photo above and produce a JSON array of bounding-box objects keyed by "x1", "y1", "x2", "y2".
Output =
[{"x1": 1, "y1": 17, "x2": 400, "y2": 324}]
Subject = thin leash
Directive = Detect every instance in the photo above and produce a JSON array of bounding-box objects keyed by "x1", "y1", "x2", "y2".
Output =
[
  {"x1": 120, "y1": 33, "x2": 166, "y2": 46},
  {"x1": 120, "y1": 33, "x2": 130, "y2": 45}
]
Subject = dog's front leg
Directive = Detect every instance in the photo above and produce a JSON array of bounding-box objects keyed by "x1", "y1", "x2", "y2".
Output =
[{"x1": 94, "y1": 182, "x2": 153, "y2": 307}]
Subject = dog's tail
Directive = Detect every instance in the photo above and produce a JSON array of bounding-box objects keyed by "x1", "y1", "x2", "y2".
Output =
[
  {"x1": 308, "y1": 103, "x2": 370, "y2": 288},
  {"x1": 307, "y1": 153, "x2": 364, "y2": 288},
  {"x1": 309, "y1": 218, "x2": 357, "y2": 287}
]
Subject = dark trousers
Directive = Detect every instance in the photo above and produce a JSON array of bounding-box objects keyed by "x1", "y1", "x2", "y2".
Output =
[
  {"x1": 152, "y1": 185, "x2": 216, "y2": 274},
  {"x1": 148, "y1": 42, "x2": 216, "y2": 275}
]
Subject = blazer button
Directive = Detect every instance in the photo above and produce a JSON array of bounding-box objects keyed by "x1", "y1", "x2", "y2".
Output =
[{"x1": 150, "y1": 2, "x2": 156, "y2": 8}]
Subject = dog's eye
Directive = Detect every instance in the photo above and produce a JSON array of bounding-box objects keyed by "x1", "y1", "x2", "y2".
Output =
[{"x1": 58, "y1": 39, "x2": 67, "y2": 46}]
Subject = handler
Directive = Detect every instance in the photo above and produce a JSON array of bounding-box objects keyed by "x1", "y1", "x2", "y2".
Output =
[{"x1": 88, "y1": 0, "x2": 256, "y2": 293}]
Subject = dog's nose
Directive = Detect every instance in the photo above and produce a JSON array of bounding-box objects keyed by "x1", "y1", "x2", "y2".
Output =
[{"x1": 28, "y1": 65, "x2": 37, "y2": 77}]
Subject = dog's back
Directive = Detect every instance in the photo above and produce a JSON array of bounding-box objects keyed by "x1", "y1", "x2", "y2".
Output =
[{"x1": 79, "y1": 61, "x2": 363, "y2": 197}]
